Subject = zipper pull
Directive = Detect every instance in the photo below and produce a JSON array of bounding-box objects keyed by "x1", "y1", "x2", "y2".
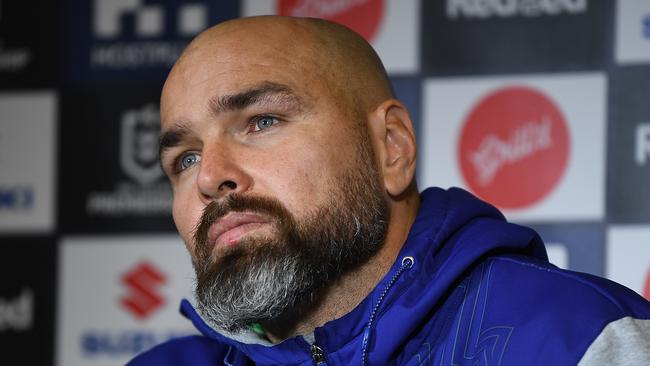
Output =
[{"x1": 310, "y1": 344, "x2": 326, "y2": 365}]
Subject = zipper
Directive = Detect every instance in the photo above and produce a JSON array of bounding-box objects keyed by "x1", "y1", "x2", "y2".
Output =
[
  {"x1": 307, "y1": 256, "x2": 414, "y2": 366},
  {"x1": 361, "y1": 256, "x2": 415, "y2": 366},
  {"x1": 310, "y1": 343, "x2": 327, "y2": 365}
]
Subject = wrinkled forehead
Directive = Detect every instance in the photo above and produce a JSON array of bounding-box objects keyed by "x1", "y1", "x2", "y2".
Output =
[{"x1": 160, "y1": 27, "x2": 334, "y2": 123}]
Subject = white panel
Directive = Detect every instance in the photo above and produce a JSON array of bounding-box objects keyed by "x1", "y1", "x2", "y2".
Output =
[
  {"x1": 607, "y1": 226, "x2": 650, "y2": 300},
  {"x1": 241, "y1": 0, "x2": 419, "y2": 73},
  {"x1": 615, "y1": 0, "x2": 650, "y2": 65},
  {"x1": 242, "y1": 0, "x2": 275, "y2": 15},
  {"x1": 371, "y1": 0, "x2": 419, "y2": 74},
  {"x1": 56, "y1": 236, "x2": 197, "y2": 366},
  {"x1": 546, "y1": 243, "x2": 569, "y2": 269},
  {"x1": 420, "y1": 73, "x2": 606, "y2": 222},
  {"x1": 0, "y1": 92, "x2": 57, "y2": 233}
]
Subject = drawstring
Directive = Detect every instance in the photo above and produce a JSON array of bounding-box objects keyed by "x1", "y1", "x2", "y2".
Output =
[
  {"x1": 224, "y1": 345, "x2": 234, "y2": 366},
  {"x1": 361, "y1": 256, "x2": 415, "y2": 366}
]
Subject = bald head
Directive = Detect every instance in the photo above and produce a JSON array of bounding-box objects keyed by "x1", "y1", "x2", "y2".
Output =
[
  {"x1": 160, "y1": 17, "x2": 419, "y2": 337},
  {"x1": 163, "y1": 16, "x2": 394, "y2": 122}
]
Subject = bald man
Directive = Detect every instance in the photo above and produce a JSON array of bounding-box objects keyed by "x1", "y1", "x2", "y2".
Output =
[{"x1": 129, "y1": 16, "x2": 650, "y2": 366}]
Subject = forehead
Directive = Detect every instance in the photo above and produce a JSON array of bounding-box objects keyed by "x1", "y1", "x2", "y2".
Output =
[{"x1": 161, "y1": 32, "x2": 331, "y2": 125}]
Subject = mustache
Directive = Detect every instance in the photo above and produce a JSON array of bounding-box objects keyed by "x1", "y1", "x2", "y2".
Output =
[{"x1": 193, "y1": 194, "x2": 292, "y2": 253}]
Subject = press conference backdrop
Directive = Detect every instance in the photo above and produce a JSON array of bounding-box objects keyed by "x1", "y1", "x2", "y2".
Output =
[{"x1": 1, "y1": 1, "x2": 649, "y2": 365}]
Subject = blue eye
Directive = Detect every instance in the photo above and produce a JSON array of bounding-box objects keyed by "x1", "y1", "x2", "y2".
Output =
[
  {"x1": 179, "y1": 152, "x2": 201, "y2": 170},
  {"x1": 253, "y1": 116, "x2": 278, "y2": 132}
]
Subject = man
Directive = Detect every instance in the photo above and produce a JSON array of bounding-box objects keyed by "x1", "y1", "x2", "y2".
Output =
[{"x1": 129, "y1": 16, "x2": 650, "y2": 365}]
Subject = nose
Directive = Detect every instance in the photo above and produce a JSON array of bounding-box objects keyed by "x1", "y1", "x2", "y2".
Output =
[{"x1": 196, "y1": 145, "x2": 252, "y2": 202}]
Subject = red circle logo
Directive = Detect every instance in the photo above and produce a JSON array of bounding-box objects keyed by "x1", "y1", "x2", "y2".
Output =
[
  {"x1": 458, "y1": 86, "x2": 570, "y2": 210},
  {"x1": 278, "y1": 0, "x2": 384, "y2": 42}
]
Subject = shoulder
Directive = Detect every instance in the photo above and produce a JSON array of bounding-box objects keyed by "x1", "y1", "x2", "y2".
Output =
[
  {"x1": 126, "y1": 335, "x2": 230, "y2": 366},
  {"x1": 483, "y1": 254, "x2": 650, "y2": 319},
  {"x1": 467, "y1": 255, "x2": 650, "y2": 364},
  {"x1": 578, "y1": 316, "x2": 650, "y2": 365}
]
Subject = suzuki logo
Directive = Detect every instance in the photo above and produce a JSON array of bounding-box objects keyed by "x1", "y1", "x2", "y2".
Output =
[
  {"x1": 94, "y1": 0, "x2": 207, "y2": 38},
  {"x1": 120, "y1": 261, "x2": 167, "y2": 320}
]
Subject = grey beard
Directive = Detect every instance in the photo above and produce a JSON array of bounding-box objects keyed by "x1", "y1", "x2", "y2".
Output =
[
  {"x1": 192, "y1": 130, "x2": 388, "y2": 333},
  {"x1": 195, "y1": 205, "x2": 386, "y2": 333},
  {"x1": 195, "y1": 248, "x2": 303, "y2": 332}
]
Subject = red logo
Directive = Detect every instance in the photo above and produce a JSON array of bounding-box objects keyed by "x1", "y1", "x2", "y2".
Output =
[
  {"x1": 120, "y1": 261, "x2": 167, "y2": 320},
  {"x1": 278, "y1": 0, "x2": 384, "y2": 42},
  {"x1": 458, "y1": 86, "x2": 570, "y2": 209}
]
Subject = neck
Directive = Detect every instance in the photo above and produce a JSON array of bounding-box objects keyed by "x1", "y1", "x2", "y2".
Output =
[{"x1": 262, "y1": 190, "x2": 420, "y2": 343}]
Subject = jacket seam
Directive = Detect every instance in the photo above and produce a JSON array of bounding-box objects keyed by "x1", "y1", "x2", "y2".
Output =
[
  {"x1": 489, "y1": 256, "x2": 629, "y2": 363},
  {"x1": 489, "y1": 256, "x2": 628, "y2": 315}
]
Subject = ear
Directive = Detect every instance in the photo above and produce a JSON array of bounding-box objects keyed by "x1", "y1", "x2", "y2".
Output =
[{"x1": 368, "y1": 99, "x2": 417, "y2": 197}]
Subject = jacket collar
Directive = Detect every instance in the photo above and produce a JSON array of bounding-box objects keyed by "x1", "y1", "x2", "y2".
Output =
[{"x1": 178, "y1": 187, "x2": 544, "y2": 364}]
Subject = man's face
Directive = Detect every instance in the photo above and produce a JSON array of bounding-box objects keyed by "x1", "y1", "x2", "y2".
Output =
[{"x1": 159, "y1": 28, "x2": 390, "y2": 330}]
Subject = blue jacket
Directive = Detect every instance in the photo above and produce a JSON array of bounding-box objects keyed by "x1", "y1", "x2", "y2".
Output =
[{"x1": 128, "y1": 187, "x2": 650, "y2": 365}]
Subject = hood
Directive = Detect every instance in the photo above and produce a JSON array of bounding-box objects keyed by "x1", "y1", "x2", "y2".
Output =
[
  {"x1": 180, "y1": 187, "x2": 547, "y2": 365},
  {"x1": 355, "y1": 187, "x2": 546, "y2": 364}
]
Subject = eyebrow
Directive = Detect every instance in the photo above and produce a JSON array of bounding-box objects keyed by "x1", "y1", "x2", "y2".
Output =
[
  {"x1": 159, "y1": 82, "x2": 307, "y2": 160},
  {"x1": 209, "y1": 81, "x2": 303, "y2": 116},
  {"x1": 159, "y1": 123, "x2": 190, "y2": 160}
]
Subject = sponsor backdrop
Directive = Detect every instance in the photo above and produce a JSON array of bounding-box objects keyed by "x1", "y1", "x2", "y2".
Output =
[{"x1": 0, "y1": 0, "x2": 648, "y2": 364}]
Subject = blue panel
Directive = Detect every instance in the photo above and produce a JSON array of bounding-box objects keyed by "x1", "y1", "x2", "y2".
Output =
[{"x1": 62, "y1": 0, "x2": 239, "y2": 84}]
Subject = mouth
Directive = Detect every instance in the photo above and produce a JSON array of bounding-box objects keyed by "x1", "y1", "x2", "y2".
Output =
[{"x1": 207, "y1": 212, "x2": 272, "y2": 248}]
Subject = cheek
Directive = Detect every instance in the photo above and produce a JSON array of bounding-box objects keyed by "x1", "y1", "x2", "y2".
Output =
[
  {"x1": 262, "y1": 143, "x2": 345, "y2": 213},
  {"x1": 171, "y1": 188, "x2": 202, "y2": 253}
]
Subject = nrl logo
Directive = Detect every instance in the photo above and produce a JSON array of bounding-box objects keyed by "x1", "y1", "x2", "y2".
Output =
[{"x1": 120, "y1": 104, "x2": 163, "y2": 186}]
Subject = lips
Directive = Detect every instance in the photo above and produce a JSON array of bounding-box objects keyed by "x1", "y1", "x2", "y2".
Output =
[{"x1": 207, "y1": 212, "x2": 271, "y2": 247}]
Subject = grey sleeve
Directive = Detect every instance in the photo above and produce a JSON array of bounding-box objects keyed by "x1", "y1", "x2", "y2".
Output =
[{"x1": 578, "y1": 317, "x2": 650, "y2": 365}]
